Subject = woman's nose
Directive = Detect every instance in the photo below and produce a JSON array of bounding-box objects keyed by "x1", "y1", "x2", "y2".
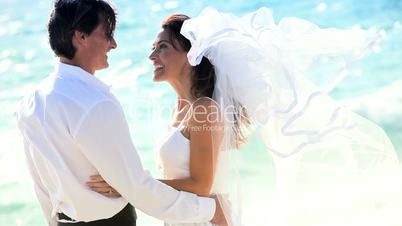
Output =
[{"x1": 148, "y1": 50, "x2": 157, "y2": 61}]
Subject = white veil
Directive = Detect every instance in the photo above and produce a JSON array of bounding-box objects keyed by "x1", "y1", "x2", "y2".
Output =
[{"x1": 181, "y1": 7, "x2": 402, "y2": 226}]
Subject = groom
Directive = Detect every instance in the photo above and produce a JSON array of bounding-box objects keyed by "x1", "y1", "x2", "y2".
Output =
[{"x1": 16, "y1": 0, "x2": 225, "y2": 225}]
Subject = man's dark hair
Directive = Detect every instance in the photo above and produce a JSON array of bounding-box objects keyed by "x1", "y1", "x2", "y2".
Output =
[{"x1": 48, "y1": 0, "x2": 116, "y2": 59}]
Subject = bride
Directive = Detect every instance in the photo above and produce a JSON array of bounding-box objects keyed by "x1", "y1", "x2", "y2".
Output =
[{"x1": 87, "y1": 7, "x2": 402, "y2": 226}]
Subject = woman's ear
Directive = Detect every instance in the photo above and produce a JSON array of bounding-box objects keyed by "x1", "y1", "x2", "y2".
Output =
[{"x1": 184, "y1": 60, "x2": 194, "y2": 74}]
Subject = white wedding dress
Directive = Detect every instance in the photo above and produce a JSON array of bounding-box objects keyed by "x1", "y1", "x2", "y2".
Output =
[
  {"x1": 153, "y1": 6, "x2": 402, "y2": 226},
  {"x1": 154, "y1": 116, "x2": 217, "y2": 226}
]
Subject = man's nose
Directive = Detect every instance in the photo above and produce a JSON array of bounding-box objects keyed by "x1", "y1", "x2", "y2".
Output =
[{"x1": 110, "y1": 37, "x2": 117, "y2": 49}]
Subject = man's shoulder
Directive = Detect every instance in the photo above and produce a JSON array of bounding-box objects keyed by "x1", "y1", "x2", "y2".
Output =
[
  {"x1": 16, "y1": 74, "x2": 120, "y2": 129},
  {"x1": 19, "y1": 73, "x2": 118, "y2": 115},
  {"x1": 47, "y1": 73, "x2": 116, "y2": 106}
]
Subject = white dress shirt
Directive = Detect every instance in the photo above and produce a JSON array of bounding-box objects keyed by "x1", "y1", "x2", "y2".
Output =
[{"x1": 16, "y1": 62, "x2": 215, "y2": 226}]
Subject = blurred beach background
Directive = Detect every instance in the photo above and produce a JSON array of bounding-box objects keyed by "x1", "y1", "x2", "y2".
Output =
[{"x1": 0, "y1": 0, "x2": 401, "y2": 225}]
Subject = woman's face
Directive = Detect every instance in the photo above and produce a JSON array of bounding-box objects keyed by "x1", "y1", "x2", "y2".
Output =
[{"x1": 148, "y1": 29, "x2": 190, "y2": 82}]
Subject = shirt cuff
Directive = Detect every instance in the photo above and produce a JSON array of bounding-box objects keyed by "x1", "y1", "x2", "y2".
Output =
[{"x1": 198, "y1": 196, "x2": 216, "y2": 222}]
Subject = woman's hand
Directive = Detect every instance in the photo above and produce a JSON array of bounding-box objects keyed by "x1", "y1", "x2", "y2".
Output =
[
  {"x1": 86, "y1": 175, "x2": 122, "y2": 198},
  {"x1": 210, "y1": 194, "x2": 228, "y2": 226}
]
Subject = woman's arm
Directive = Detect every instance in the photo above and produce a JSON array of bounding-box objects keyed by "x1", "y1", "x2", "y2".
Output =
[
  {"x1": 160, "y1": 98, "x2": 223, "y2": 196},
  {"x1": 87, "y1": 98, "x2": 223, "y2": 197}
]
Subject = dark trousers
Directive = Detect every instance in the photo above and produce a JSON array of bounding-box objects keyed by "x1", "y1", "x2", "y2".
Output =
[{"x1": 57, "y1": 204, "x2": 136, "y2": 226}]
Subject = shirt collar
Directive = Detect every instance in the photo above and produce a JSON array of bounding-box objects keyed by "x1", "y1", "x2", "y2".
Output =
[{"x1": 52, "y1": 62, "x2": 111, "y2": 92}]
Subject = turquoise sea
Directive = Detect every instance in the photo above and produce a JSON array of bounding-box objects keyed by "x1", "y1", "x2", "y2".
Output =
[{"x1": 0, "y1": 0, "x2": 401, "y2": 225}]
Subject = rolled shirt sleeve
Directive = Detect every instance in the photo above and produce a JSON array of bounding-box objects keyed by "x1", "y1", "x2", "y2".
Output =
[{"x1": 73, "y1": 100, "x2": 215, "y2": 223}]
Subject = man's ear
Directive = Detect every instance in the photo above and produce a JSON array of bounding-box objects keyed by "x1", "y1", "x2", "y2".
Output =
[{"x1": 72, "y1": 30, "x2": 87, "y2": 47}]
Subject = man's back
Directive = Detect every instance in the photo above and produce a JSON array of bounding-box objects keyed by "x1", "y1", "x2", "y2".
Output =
[{"x1": 17, "y1": 63, "x2": 128, "y2": 223}]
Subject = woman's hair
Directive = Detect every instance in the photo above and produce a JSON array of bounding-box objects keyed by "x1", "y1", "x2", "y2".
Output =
[
  {"x1": 48, "y1": 0, "x2": 117, "y2": 59},
  {"x1": 162, "y1": 14, "x2": 250, "y2": 148},
  {"x1": 162, "y1": 14, "x2": 215, "y2": 98}
]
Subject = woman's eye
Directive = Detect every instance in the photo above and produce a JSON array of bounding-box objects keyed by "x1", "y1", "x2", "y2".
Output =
[{"x1": 151, "y1": 43, "x2": 168, "y2": 51}]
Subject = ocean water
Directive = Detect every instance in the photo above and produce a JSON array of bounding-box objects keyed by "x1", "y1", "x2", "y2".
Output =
[{"x1": 0, "y1": 0, "x2": 401, "y2": 225}]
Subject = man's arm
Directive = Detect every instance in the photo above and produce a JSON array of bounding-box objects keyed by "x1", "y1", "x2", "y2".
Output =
[
  {"x1": 22, "y1": 141, "x2": 57, "y2": 226},
  {"x1": 73, "y1": 99, "x2": 215, "y2": 223}
]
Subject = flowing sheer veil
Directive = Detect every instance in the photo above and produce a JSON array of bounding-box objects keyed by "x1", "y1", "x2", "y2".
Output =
[{"x1": 181, "y1": 7, "x2": 402, "y2": 226}]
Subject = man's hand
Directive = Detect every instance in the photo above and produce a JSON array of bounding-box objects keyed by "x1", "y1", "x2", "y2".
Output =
[{"x1": 210, "y1": 194, "x2": 228, "y2": 226}]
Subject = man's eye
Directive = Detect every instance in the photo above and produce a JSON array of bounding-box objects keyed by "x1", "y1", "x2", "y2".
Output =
[{"x1": 159, "y1": 44, "x2": 167, "y2": 49}]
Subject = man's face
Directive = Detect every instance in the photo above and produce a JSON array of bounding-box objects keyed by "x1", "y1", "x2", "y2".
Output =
[{"x1": 80, "y1": 22, "x2": 117, "y2": 73}]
